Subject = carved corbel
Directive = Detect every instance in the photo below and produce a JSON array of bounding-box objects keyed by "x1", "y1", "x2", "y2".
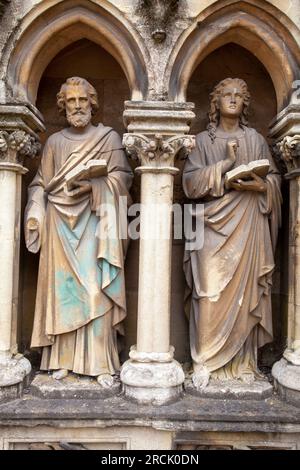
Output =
[
  {"x1": 137, "y1": 0, "x2": 179, "y2": 43},
  {"x1": 123, "y1": 133, "x2": 195, "y2": 167}
]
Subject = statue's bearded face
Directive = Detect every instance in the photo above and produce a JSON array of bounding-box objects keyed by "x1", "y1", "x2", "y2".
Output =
[
  {"x1": 218, "y1": 82, "x2": 244, "y2": 119},
  {"x1": 65, "y1": 85, "x2": 92, "y2": 128}
]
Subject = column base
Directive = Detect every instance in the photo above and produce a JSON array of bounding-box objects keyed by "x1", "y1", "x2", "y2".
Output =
[
  {"x1": 272, "y1": 358, "x2": 300, "y2": 407},
  {"x1": 0, "y1": 354, "x2": 31, "y2": 401},
  {"x1": 120, "y1": 359, "x2": 185, "y2": 405},
  {"x1": 283, "y1": 348, "x2": 300, "y2": 365}
]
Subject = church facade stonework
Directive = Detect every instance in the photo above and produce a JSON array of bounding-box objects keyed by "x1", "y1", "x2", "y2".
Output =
[{"x1": 0, "y1": 0, "x2": 300, "y2": 451}]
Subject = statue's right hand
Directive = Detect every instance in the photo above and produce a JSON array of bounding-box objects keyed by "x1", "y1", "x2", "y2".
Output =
[
  {"x1": 25, "y1": 217, "x2": 41, "y2": 253},
  {"x1": 27, "y1": 217, "x2": 39, "y2": 231},
  {"x1": 227, "y1": 139, "x2": 238, "y2": 163}
]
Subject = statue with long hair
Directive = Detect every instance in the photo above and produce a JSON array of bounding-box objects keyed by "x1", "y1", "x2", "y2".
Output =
[{"x1": 183, "y1": 78, "x2": 282, "y2": 389}]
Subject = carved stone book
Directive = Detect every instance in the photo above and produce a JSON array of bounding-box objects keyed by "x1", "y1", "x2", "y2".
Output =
[
  {"x1": 225, "y1": 159, "x2": 270, "y2": 188},
  {"x1": 64, "y1": 159, "x2": 107, "y2": 191}
]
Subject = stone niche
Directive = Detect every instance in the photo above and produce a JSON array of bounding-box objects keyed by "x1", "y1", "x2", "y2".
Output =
[
  {"x1": 19, "y1": 38, "x2": 138, "y2": 364},
  {"x1": 19, "y1": 40, "x2": 289, "y2": 371}
]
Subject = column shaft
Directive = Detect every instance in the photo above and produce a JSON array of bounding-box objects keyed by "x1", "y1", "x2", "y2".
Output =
[
  {"x1": 0, "y1": 170, "x2": 17, "y2": 356},
  {"x1": 0, "y1": 106, "x2": 43, "y2": 394},
  {"x1": 270, "y1": 103, "x2": 300, "y2": 406},
  {"x1": 121, "y1": 102, "x2": 195, "y2": 404},
  {"x1": 137, "y1": 171, "x2": 173, "y2": 353},
  {"x1": 294, "y1": 176, "x2": 300, "y2": 348}
]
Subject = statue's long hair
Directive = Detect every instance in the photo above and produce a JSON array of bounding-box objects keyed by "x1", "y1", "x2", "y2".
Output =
[
  {"x1": 57, "y1": 77, "x2": 99, "y2": 116},
  {"x1": 207, "y1": 78, "x2": 251, "y2": 142}
]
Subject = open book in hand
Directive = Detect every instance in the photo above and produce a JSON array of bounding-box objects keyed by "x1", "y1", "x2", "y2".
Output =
[
  {"x1": 225, "y1": 159, "x2": 270, "y2": 189},
  {"x1": 64, "y1": 159, "x2": 107, "y2": 192}
]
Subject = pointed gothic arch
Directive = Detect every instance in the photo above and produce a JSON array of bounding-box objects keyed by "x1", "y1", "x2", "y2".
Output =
[
  {"x1": 4, "y1": 0, "x2": 148, "y2": 105},
  {"x1": 168, "y1": 0, "x2": 300, "y2": 111}
]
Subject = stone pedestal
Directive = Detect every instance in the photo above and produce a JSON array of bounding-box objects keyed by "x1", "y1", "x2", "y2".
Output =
[
  {"x1": 121, "y1": 101, "x2": 195, "y2": 404},
  {"x1": 270, "y1": 95, "x2": 300, "y2": 406},
  {"x1": 30, "y1": 373, "x2": 121, "y2": 400},
  {"x1": 0, "y1": 105, "x2": 44, "y2": 399},
  {"x1": 185, "y1": 378, "x2": 273, "y2": 400}
]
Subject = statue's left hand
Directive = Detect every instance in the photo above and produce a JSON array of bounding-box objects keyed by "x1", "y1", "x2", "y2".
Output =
[
  {"x1": 230, "y1": 172, "x2": 267, "y2": 193},
  {"x1": 66, "y1": 180, "x2": 92, "y2": 197}
]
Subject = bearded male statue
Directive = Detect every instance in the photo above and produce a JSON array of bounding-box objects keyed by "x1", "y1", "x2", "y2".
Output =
[
  {"x1": 183, "y1": 78, "x2": 282, "y2": 389},
  {"x1": 24, "y1": 77, "x2": 132, "y2": 387}
]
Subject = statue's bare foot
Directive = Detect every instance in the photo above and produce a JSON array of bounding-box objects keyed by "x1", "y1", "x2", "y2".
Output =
[
  {"x1": 52, "y1": 369, "x2": 69, "y2": 380},
  {"x1": 192, "y1": 366, "x2": 210, "y2": 390},
  {"x1": 97, "y1": 373, "x2": 114, "y2": 388}
]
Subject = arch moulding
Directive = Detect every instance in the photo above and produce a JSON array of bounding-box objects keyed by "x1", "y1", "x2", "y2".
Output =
[
  {"x1": 4, "y1": 0, "x2": 149, "y2": 105},
  {"x1": 168, "y1": 1, "x2": 300, "y2": 112}
]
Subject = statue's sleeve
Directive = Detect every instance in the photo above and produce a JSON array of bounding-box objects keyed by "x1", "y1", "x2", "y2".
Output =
[
  {"x1": 105, "y1": 132, "x2": 134, "y2": 195},
  {"x1": 24, "y1": 139, "x2": 53, "y2": 253},
  {"x1": 183, "y1": 136, "x2": 224, "y2": 199},
  {"x1": 258, "y1": 137, "x2": 282, "y2": 249},
  {"x1": 90, "y1": 131, "x2": 133, "y2": 312}
]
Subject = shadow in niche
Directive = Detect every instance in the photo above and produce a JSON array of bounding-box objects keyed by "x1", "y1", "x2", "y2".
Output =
[
  {"x1": 174, "y1": 42, "x2": 287, "y2": 371},
  {"x1": 19, "y1": 38, "x2": 141, "y2": 368}
]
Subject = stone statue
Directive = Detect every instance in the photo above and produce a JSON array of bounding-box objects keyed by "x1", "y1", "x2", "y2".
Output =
[
  {"x1": 24, "y1": 77, "x2": 133, "y2": 387},
  {"x1": 183, "y1": 78, "x2": 282, "y2": 389}
]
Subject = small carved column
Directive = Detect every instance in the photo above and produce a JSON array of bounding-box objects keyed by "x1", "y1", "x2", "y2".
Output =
[
  {"x1": 270, "y1": 94, "x2": 300, "y2": 406},
  {"x1": 0, "y1": 105, "x2": 43, "y2": 398},
  {"x1": 120, "y1": 101, "x2": 195, "y2": 404}
]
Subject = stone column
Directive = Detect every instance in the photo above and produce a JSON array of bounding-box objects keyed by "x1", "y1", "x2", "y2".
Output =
[
  {"x1": 0, "y1": 105, "x2": 43, "y2": 399},
  {"x1": 270, "y1": 93, "x2": 300, "y2": 406},
  {"x1": 120, "y1": 101, "x2": 195, "y2": 405}
]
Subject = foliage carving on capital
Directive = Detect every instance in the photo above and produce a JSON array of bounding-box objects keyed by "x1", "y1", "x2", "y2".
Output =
[
  {"x1": 123, "y1": 133, "x2": 195, "y2": 167},
  {"x1": 0, "y1": 130, "x2": 41, "y2": 164},
  {"x1": 277, "y1": 135, "x2": 300, "y2": 172}
]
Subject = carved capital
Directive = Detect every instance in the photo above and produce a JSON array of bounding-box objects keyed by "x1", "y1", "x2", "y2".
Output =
[
  {"x1": 276, "y1": 135, "x2": 300, "y2": 172},
  {"x1": 270, "y1": 142, "x2": 287, "y2": 175},
  {"x1": 123, "y1": 133, "x2": 195, "y2": 167},
  {"x1": 0, "y1": 130, "x2": 41, "y2": 165}
]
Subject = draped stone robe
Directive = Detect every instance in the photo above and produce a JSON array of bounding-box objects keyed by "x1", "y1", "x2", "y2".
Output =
[
  {"x1": 183, "y1": 127, "x2": 282, "y2": 379},
  {"x1": 24, "y1": 124, "x2": 133, "y2": 376}
]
